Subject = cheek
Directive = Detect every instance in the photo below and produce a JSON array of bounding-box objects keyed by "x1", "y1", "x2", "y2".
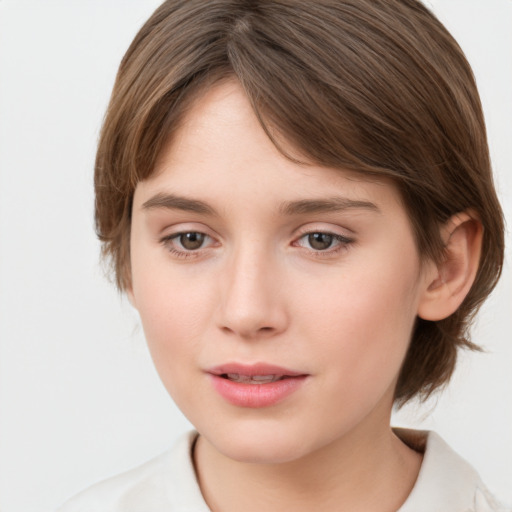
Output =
[
  {"x1": 295, "y1": 250, "x2": 421, "y2": 393},
  {"x1": 130, "y1": 252, "x2": 217, "y2": 383},
  {"x1": 136, "y1": 277, "x2": 210, "y2": 344},
  {"x1": 133, "y1": 279, "x2": 212, "y2": 410}
]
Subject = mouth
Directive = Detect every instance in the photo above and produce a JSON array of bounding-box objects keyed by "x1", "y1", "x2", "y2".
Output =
[
  {"x1": 208, "y1": 363, "x2": 307, "y2": 382},
  {"x1": 220, "y1": 373, "x2": 288, "y2": 384},
  {"x1": 207, "y1": 363, "x2": 309, "y2": 407}
]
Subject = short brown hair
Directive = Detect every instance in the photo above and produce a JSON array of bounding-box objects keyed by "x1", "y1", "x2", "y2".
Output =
[{"x1": 95, "y1": 0, "x2": 505, "y2": 404}]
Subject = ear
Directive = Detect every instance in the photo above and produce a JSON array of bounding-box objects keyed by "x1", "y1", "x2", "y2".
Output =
[{"x1": 418, "y1": 212, "x2": 483, "y2": 321}]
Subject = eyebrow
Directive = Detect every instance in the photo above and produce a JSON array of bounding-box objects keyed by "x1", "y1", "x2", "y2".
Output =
[
  {"x1": 141, "y1": 193, "x2": 380, "y2": 216},
  {"x1": 279, "y1": 197, "x2": 381, "y2": 215},
  {"x1": 142, "y1": 193, "x2": 216, "y2": 215}
]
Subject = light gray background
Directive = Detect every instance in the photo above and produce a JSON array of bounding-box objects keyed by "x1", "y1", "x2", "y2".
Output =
[{"x1": 0, "y1": 1, "x2": 510, "y2": 511}]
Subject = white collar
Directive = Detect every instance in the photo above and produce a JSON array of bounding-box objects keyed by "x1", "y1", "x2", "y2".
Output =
[
  {"x1": 175, "y1": 429, "x2": 503, "y2": 511},
  {"x1": 395, "y1": 428, "x2": 503, "y2": 511},
  {"x1": 59, "y1": 429, "x2": 505, "y2": 511}
]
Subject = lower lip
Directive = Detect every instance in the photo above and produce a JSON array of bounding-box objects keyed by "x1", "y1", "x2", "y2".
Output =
[{"x1": 209, "y1": 375, "x2": 308, "y2": 408}]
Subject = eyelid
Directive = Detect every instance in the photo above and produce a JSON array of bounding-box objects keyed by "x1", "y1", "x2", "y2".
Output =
[
  {"x1": 293, "y1": 222, "x2": 355, "y2": 239},
  {"x1": 164, "y1": 231, "x2": 213, "y2": 246},
  {"x1": 158, "y1": 224, "x2": 220, "y2": 259},
  {"x1": 294, "y1": 232, "x2": 353, "y2": 248},
  {"x1": 157, "y1": 220, "x2": 221, "y2": 242},
  {"x1": 292, "y1": 224, "x2": 356, "y2": 255}
]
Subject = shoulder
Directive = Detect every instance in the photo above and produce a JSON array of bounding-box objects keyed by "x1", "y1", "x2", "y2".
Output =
[
  {"x1": 396, "y1": 429, "x2": 509, "y2": 512},
  {"x1": 57, "y1": 431, "x2": 209, "y2": 512}
]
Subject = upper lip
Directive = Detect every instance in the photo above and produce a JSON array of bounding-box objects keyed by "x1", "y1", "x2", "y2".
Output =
[{"x1": 207, "y1": 363, "x2": 307, "y2": 378}]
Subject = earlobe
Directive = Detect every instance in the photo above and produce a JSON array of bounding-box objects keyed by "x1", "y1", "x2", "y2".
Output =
[{"x1": 418, "y1": 212, "x2": 483, "y2": 321}]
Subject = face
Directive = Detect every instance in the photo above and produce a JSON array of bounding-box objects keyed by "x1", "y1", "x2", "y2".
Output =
[{"x1": 129, "y1": 80, "x2": 432, "y2": 464}]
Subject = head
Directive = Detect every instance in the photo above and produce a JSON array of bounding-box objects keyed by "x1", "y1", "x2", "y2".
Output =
[{"x1": 95, "y1": 0, "x2": 504, "y2": 413}]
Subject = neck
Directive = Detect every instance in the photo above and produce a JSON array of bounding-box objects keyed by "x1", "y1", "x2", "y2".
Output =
[{"x1": 193, "y1": 413, "x2": 422, "y2": 512}]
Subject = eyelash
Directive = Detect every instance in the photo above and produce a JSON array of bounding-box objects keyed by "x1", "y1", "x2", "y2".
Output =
[
  {"x1": 159, "y1": 230, "x2": 355, "y2": 259},
  {"x1": 160, "y1": 232, "x2": 216, "y2": 260},
  {"x1": 293, "y1": 231, "x2": 354, "y2": 257}
]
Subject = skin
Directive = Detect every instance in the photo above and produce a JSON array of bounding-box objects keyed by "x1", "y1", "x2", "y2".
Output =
[{"x1": 128, "y1": 80, "x2": 452, "y2": 511}]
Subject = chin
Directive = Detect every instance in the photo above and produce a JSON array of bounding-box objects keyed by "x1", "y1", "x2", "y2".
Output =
[
  {"x1": 218, "y1": 440, "x2": 307, "y2": 465},
  {"x1": 200, "y1": 420, "x2": 320, "y2": 465}
]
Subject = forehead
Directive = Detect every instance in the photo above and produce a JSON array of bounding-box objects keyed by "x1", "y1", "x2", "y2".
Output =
[{"x1": 135, "y1": 80, "x2": 404, "y2": 217}]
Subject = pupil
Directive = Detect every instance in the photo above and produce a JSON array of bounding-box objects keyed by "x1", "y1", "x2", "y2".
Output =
[
  {"x1": 308, "y1": 233, "x2": 333, "y2": 250},
  {"x1": 180, "y1": 232, "x2": 204, "y2": 250}
]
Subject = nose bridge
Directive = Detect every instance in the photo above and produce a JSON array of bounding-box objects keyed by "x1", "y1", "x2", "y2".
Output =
[{"x1": 217, "y1": 240, "x2": 286, "y2": 338}]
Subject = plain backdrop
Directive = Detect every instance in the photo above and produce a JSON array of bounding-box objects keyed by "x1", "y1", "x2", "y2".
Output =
[{"x1": 0, "y1": 1, "x2": 510, "y2": 511}]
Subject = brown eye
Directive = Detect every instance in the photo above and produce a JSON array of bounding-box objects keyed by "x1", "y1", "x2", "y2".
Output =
[
  {"x1": 308, "y1": 233, "x2": 334, "y2": 250},
  {"x1": 179, "y1": 232, "x2": 205, "y2": 250}
]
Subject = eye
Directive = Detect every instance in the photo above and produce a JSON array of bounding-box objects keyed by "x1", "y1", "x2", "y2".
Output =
[
  {"x1": 160, "y1": 231, "x2": 216, "y2": 257},
  {"x1": 174, "y1": 232, "x2": 207, "y2": 251},
  {"x1": 306, "y1": 233, "x2": 336, "y2": 250},
  {"x1": 295, "y1": 231, "x2": 353, "y2": 253}
]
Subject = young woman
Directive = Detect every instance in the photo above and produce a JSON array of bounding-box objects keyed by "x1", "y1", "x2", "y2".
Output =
[{"x1": 59, "y1": 1, "x2": 506, "y2": 510}]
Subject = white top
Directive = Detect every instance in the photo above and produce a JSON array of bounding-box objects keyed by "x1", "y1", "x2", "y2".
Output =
[{"x1": 58, "y1": 430, "x2": 507, "y2": 512}]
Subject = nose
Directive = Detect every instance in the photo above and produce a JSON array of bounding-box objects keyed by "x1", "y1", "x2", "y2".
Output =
[{"x1": 216, "y1": 246, "x2": 289, "y2": 340}]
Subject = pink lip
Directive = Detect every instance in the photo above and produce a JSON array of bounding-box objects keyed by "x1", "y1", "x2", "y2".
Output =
[{"x1": 206, "y1": 363, "x2": 309, "y2": 408}]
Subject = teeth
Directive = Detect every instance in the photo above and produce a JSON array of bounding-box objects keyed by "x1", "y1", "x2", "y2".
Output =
[
  {"x1": 251, "y1": 375, "x2": 280, "y2": 383},
  {"x1": 225, "y1": 373, "x2": 282, "y2": 384}
]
